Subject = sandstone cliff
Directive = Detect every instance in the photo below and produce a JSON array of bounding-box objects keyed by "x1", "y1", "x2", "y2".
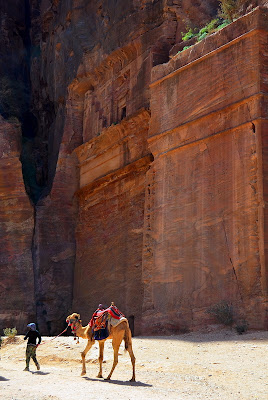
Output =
[
  {"x1": 0, "y1": 1, "x2": 267, "y2": 335},
  {"x1": 0, "y1": 1, "x2": 35, "y2": 332}
]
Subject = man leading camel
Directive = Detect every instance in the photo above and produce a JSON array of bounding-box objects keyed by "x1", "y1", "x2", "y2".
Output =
[{"x1": 23, "y1": 323, "x2": 42, "y2": 371}]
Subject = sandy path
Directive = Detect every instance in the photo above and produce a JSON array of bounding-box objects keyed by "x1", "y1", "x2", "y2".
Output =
[{"x1": 0, "y1": 329, "x2": 267, "y2": 400}]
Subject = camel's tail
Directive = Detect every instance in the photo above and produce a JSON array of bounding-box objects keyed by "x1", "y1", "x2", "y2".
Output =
[{"x1": 124, "y1": 321, "x2": 132, "y2": 351}]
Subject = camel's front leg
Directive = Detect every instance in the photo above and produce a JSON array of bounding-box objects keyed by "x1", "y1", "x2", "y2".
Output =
[
  {"x1": 97, "y1": 341, "x2": 104, "y2": 378},
  {"x1": 81, "y1": 339, "x2": 93, "y2": 376}
]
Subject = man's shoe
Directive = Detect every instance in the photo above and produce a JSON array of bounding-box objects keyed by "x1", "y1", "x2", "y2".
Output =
[
  {"x1": 24, "y1": 367, "x2": 29, "y2": 371},
  {"x1": 36, "y1": 364, "x2": 40, "y2": 370}
]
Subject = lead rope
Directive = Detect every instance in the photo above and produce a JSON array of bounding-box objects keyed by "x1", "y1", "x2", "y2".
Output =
[{"x1": 37, "y1": 326, "x2": 68, "y2": 347}]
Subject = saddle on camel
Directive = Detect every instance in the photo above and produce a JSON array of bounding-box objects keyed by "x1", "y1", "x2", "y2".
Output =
[{"x1": 66, "y1": 303, "x2": 135, "y2": 381}]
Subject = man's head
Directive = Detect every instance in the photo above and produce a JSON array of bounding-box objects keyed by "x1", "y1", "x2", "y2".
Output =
[{"x1": 27, "y1": 323, "x2": 36, "y2": 331}]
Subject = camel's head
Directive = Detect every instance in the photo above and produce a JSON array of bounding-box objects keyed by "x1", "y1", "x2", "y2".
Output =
[{"x1": 66, "y1": 313, "x2": 81, "y2": 332}]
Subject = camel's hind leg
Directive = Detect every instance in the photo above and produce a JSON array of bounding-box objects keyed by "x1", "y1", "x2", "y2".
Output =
[
  {"x1": 127, "y1": 342, "x2": 136, "y2": 382},
  {"x1": 124, "y1": 326, "x2": 135, "y2": 381},
  {"x1": 105, "y1": 330, "x2": 124, "y2": 380},
  {"x1": 81, "y1": 339, "x2": 94, "y2": 376},
  {"x1": 97, "y1": 341, "x2": 105, "y2": 378}
]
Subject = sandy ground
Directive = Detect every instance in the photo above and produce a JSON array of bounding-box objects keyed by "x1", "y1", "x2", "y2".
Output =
[{"x1": 0, "y1": 329, "x2": 267, "y2": 400}]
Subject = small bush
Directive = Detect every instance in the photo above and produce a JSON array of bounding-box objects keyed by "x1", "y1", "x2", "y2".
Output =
[
  {"x1": 176, "y1": 45, "x2": 193, "y2": 56},
  {"x1": 181, "y1": 28, "x2": 197, "y2": 42},
  {"x1": 181, "y1": 45, "x2": 192, "y2": 52},
  {"x1": 198, "y1": 31, "x2": 208, "y2": 41},
  {"x1": 235, "y1": 321, "x2": 248, "y2": 334},
  {"x1": 196, "y1": 18, "x2": 231, "y2": 42},
  {"x1": 197, "y1": 19, "x2": 221, "y2": 41},
  {"x1": 3, "y1": 327, "x2": 17, "y2": 337},
  {"x1": 181, "y1": 13, "x2": 232, "y2": 47},
  {"x1": 216, "y1": 20, "x2": 231, "y2": 30},
  {"x1": 206, "y1": 302, "x2": 234, "y2": 326}
]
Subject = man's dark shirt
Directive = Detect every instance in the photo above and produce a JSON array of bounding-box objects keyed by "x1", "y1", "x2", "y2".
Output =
[{"x1": 24, "y1": 330, "x2": 42, "y2": 345}]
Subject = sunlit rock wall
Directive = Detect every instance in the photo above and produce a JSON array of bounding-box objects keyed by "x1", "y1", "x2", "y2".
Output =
[
  {"x1": 13, "y1": 0, "x2": 219, "y2": 334},
  {"x1": 28, "y1": 0, "x2": 159, "y2": 334},
  {"x1": 144, "y1": 8, "x2": 268, "y2": 333},
  {"x1": 73, "y1": 110, "x2": 151, "y2": 334},
  {"x1": 30, "y1": 1, "x2": 268, "y2": 334},
  {"x1": 69, "y1": 0, "x2": 192, "y2": 330}
]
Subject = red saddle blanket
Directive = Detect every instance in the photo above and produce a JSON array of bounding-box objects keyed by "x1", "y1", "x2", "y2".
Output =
[{"x1": 89, "y1": 305, "x2": 125, "y2": 331}]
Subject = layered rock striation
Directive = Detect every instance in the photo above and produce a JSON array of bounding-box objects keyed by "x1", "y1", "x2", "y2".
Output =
[
  {"x1": 146, "y1": 7, "x2": 268, "y2": 332},
  {"x1": 25, "y1": 0, "x2": 219, "y2": 334},
  {"x1": 0, "y1": 116, "x2": 35, "y2": 332}
]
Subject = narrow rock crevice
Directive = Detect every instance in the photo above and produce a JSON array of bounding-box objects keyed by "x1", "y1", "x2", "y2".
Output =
[{"x1": 20, "y1": 1, "x2": 49, "y2": 205}]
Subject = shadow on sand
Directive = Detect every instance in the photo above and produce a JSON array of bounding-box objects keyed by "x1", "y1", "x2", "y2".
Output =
[
  {"x1": 0, "y1": 376, "x2": 9, "y2": 381},
  {"x1": 31, "y1": 371, "x2": 50, "y2": 375},
  {"x1": 136, "y1": 330, "x2": 268, "y2": 343},
  {"x1": 82, "y1": 376, "x2": 152, "y2": 387}
]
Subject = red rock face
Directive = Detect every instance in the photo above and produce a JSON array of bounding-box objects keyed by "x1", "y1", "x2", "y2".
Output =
[
  {"x1": 73, "y1": 110, "x2": 151, "y2": 333},
  {"x1": 27, "y1": 0, "x2": 182, "y2": 333},
  {"x1": 1, "y1": 1, "x2": 268, "y2": 335},
  {"x1": 30, "y1": 95, "x2": 80, "y2": 334},
  {"x1": 0, "y1": 117, "x2": 35, "y2": 332},
  {"x1": 145, "y1": 8, "x2": 268, "y2": 333},
  {"x1": 0, "y1": 1, "x2": 35, "y2": 332}
]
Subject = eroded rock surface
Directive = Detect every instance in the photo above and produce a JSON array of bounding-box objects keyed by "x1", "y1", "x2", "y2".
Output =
[
  {"x1": 0, "y1": 1, "x2": 35, "y2": 331},
  {"x1": 146, "y1": 8, "x2": 268, "y2": 332},
  {"x1": 0, "y1": 117, "x2": 35, "y2": 332}
]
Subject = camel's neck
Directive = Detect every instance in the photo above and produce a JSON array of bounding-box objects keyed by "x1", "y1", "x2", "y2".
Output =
[{"x1": 75, "y1": 324, "x2": 92, "y2": 340}]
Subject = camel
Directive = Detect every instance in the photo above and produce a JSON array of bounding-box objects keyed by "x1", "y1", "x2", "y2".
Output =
[{"x1": 66, "y1": 309, "x2": 135, "y2": 381}]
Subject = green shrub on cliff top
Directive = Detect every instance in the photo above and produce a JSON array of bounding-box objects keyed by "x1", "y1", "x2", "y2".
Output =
[
  {"x1": 181, "y1": 28, "x2": 197, "y2": 42},
  {"x1": 177, "y1": 0, "x2": 239, "y2": 54},
  {"x1": 179, "y1": 17, "x2": 230, "y2": 54},
  {"x1": 197, "y1": 19, "x2": 220, "y2": 41}
]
